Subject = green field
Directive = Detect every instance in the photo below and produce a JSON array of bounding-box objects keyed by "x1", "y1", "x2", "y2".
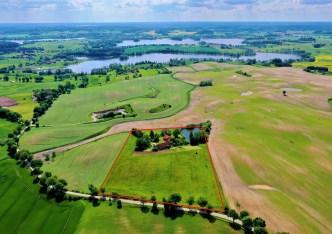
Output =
[
  {"x1": 76, "y1": 202, "x2": 240, "y2": 234},
  {"x1": 103, "y1": 133, "x2": 223, "y2": 209},
  {"x1": 43, "y1": 133, "x2": 128, "y2": 193},
  {"x1": 0, "y1": 159, "x2": 84, "y2": 233},
  {"x1": 20, "y1": 75, "x2": 194, "y2": 152}
]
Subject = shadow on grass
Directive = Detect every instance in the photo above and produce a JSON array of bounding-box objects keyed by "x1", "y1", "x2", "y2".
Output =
[
  {"x1": 163, "y1": 205, "x2": 184, "y2": 220},
  {"x1": 229, "y1": 222, "x2": 242, "y2": 231}
]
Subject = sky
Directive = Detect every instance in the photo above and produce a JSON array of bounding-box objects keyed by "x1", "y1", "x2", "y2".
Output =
[{"x1": 0, "y1": 0, "x2": 332, "y2": 23}]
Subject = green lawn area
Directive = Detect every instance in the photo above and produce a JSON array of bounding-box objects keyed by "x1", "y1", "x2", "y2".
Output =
[
  {"x1": 76, "y1": 202, "x2": 240, "y2": 234},
  {"x1": 43, "y1": 133, "x2": 128, "y2": 193},
  {"x1": 0, "y1": 159, "x2": 84, "y2": 233},
  {"x1": 103, "y1": 134, "x2": 223, "y2": 209}
]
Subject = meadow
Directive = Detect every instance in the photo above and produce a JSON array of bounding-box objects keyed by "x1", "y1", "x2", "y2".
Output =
[
  {"x1": 103, "y1": 133, "x2": 223, "y2": 209},
  {"x1": 43, "y1": 133, "x2": 128, "y2": 193},
  {"x1": 0, "y1": 159, "x2": 84, "y2": 233},
  {"x1": 76, "y1": 202, "x2": 240, "y2": 234}
]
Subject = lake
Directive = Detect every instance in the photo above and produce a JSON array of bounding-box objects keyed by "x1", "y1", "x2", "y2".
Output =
[
  {"x1": 67, "y1": 52, "x2": 300, "y2": 73},
  {"x1": 117, "y1": 38, "x2": 244, "y2": 46}
]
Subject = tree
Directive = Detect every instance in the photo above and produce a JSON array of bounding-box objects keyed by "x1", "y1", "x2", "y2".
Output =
[
  {"x1": 242, "y1": 216, "x2": 253, "y2": 228},
  {"x1": 206, "y1": 203, "x2": 213, "y2": 214},
  {"x1": 240, "y1": 210, "x2": 250, "y2": 219},
  {"x1": 228, "y1": 209, "x2": 239, "y2": 222},
  {"x1": 253, "y1": 217, "x2": 266, "y2": 228},
  {"x1": 45, "y1": 177, "x2": 57, "y2": 187},
  {"x1": 151, "y1": 195, "x2": 157, "y2": 201},
  {"x1": 172, "y1": 129, "x2": 181, "y2": 138},
  {"x1": 197, "y1": 197, "x2": 208, "y2": 208},
  {"x1": 88, "y1": 184, "x2": 98, "y2": 195},
  {"x1": 31, "y1": 159, "x2": 43, "y2": 168},
  {"x1": 149, "y1": 130, "x2": 155, "y2": 140},
  {"x1": 186, "y1": 196, "x2": 195, "y2": 206},
  {"x1": 169, "y1": 193, "x2": 182, "y2": 204},
  {"x1": 45, "y1": 171, "x2": 52, "y2": 178},
  {"x1": 135, "y1": 135, "x2": 151, "y2": 151},
  {"x1": 105, "y1": 75, "x2": 110, "y2": 83},
  {"x1": 254, "y1": 227, "x2": 268, "y2": 234},
  {"x1": 117, "y1": 200, "x2": 122, "y2": 209}
]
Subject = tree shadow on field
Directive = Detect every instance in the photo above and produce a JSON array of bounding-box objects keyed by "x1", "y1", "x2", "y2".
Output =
[
  {"x1": 200, "y1": 213, "x2": 216, "y2": 223},
  {"x1": 163, "y1": 204, "x2": 184, "y2": 220},
  {"x1": 141, "y1": 206, "x2": 150, "y2": 213},
  {"x1": 88, "y1": 197, "x2": 100, "y2": 207},
  {"x1": 229, "y1": 222, "x2": 242, "y2": 231}
]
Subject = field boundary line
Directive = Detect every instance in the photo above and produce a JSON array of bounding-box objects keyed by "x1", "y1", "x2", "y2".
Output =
[{"x1": 61, "y1": 206, "x2": 75, "y2": 234}]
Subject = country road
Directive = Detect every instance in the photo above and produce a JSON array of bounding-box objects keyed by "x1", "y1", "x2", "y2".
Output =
[{"x1": 65, "y1": 191, "x2": 242, "y2": 226}]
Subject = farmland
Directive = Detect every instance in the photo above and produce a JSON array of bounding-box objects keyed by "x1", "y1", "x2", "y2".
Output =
[
  {"x1": 102, "y1": 132, "x2": 224, "y2": 209},
  {"x1": 0, "y1": 159, "x2": 84, "y2": 233},
  {"x1": 43, "y1": 133, "x2": 128, "y2": 193}
]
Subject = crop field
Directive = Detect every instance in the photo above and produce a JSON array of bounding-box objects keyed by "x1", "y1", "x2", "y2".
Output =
[
  {"x1": 161, "y1": 62, "x2": 332, "y2": 233},
  {"x1": 0, "y1": 159, "x2": 84, "y2": 233},
  {"x1": 20, "y1": 75, "x2": 193, "y2": 152},
  {"x1": 102, "y1": 131, "x2": 224, "y2": 209},
  {"x1": 76, "y1": 202, "x2": 240, "y2": 234},
  {"x1": 43, "y1": 133, "x2": 128, "y2": 193}
]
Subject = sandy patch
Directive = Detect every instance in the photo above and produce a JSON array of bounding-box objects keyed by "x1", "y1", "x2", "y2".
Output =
[
  {"x1": 241, "y1": 91, "x2": 253, "y2": 96},
  {"x1": 0, "y1": 96, "x2": 18, "y2": 107},
  {"x1": 281, "y1": 88, "x2": 302, "y2": 92},
  {"x1": 248, "y1": 185, "x2": 277, "y2": 191}
]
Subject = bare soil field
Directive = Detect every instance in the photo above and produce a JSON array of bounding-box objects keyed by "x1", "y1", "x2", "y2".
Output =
[{"x1": 0, "y1": 96, "x2": 18, "y2": 107}]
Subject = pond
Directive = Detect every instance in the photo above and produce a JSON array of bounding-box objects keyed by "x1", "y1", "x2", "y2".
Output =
[
  {"x1": 117, "y1": 38, "x2": 244, "y2": 46},
  {"x1": 181, "y1": 128, "x2": 200, "y2": 141},
  {"x1": 67, "y1": 52, "x2": 301, "y2": 73}
]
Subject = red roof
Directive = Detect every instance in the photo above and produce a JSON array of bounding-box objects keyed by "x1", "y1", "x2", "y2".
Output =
[
  {"x1": 163, "y1": 134, "x2": 171, "y2": 142},
  {"x1": 157, "y1": 141, "x2": 171, "y2": 150}
]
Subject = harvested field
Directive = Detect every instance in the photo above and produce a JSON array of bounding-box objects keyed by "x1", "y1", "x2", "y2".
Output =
[{"x1": 0, "y1": 96, "x2": 18, "y2": 107}]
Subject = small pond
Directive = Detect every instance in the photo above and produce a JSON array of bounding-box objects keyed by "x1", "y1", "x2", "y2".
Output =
[{"x1": 181, "y1": 128, "x2": 200, "y2": 141}]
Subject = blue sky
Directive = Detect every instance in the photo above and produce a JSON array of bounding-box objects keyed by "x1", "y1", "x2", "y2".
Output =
[{"x1": 0, "y1": 0, "x2": 331, "y2": 23}]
